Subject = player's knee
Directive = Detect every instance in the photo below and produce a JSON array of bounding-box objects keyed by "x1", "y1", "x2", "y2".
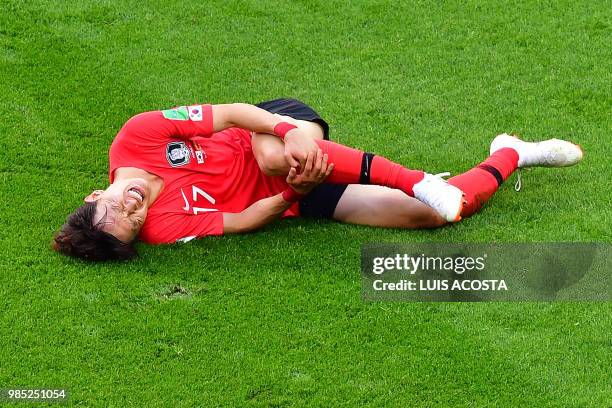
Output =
[
  {"x1": 257, "y1": 147, "x2": 288, "y2": 176},
  {"x1": 259, "y1": 161, "x2": 280, "y2": 177}
]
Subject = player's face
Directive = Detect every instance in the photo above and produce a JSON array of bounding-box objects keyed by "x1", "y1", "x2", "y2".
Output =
[{"x1": 84, "y1": 178, "x2": 151, "y2": 243}]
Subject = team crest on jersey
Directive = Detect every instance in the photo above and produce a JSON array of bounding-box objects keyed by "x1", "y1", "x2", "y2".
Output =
[{"x1": 166, "y1": 141, "x2": 191, "y2": 167}]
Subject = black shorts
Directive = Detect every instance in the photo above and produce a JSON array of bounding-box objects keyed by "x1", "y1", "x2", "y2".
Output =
[{"x1": 256, "y1": 98, "x2": 348, "y2": 219}]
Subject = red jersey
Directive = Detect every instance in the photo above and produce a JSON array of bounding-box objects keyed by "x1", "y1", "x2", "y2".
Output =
[{"x1": 109, "y1": 104, "x2": 297, "y2": 244}]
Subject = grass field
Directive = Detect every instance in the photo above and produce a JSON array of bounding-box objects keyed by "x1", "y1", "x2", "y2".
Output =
[{"x1": 1, "y1": 0, "x2": 611, "y2": 406}]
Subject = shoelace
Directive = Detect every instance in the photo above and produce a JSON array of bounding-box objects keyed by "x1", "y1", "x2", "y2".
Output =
[{"x1": 515, "y1": 170, "x2": 522, "y2": 192}]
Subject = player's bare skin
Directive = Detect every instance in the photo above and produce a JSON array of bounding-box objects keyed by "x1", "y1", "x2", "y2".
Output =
[{"x1": 251, "y1": 115, "x2": 446, "y2": 229}]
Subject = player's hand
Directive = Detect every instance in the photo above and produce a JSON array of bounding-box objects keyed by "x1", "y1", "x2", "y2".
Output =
[
  {"x1": 283, "y1": 128, "x2": 319, "y2": 170},
  {"x1": 286, "y1": 149, "x2": 334, "y2": 195}
]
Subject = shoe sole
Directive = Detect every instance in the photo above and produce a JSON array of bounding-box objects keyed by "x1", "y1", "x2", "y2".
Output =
[{"x1": 448, "y1": 192, "x2": 465, "y2": 223}]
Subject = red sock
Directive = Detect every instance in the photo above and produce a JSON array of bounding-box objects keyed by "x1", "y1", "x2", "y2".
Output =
[
  {"x1": 448, "y1": 148, "x2": 519, "y2": 218},
  {"x1": 315, "y1": 140, "x2": 424, "y2": 196},
  {"x1": 370, "y1": 155, "x2": 424, "y2": 197}
]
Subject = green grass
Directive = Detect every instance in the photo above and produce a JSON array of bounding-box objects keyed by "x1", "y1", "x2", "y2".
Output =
[{"x1": 1, "y1": 0, "x2": 611, "y2": 406}]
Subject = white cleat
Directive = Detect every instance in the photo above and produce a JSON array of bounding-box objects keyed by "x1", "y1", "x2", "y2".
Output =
[
  {"x1": 413, "y1": 173, "x2": 465, "y2": 223},
  {"x1": 490, "y1": 133, "x2": 583, "y2": 168}
]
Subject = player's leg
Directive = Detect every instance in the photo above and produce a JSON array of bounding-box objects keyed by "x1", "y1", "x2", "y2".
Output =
[
  {"x1": 317, "y1": 132, "x2": 584, "y2": 221},
  {"x1": 253, "y1": 99, "x2": 582, "y2": 223},
  {"x1": 252, "y1": 132, "x2": 463, "y2": 222},
  {"x1": 331, "y1": 133, "x2": 583, "y2": 226},
  {"x1": 332, "y1": 185, "x2": 447, "y2": 229},
  {"x1": 254, "y1": 129, "x2": 464, "y2": 222},
  {"x1": 447, "y1": 134, "x2": 583, "y2": 218},
  {"x1": 250, "y1": 98, "x2": 436, "y2": 203},
  {"x1": 299, "y1": 183, "x2": 444, "y2": 228},
  {"x1": 328, "y1": 147, "x2": 517, "y2": 227},
  {"x1": 446, "y1": 147, "x2": 519, "y2": 218},
  {"x1": 310, "y1": 139, "x2": 465, "y2": 222}
]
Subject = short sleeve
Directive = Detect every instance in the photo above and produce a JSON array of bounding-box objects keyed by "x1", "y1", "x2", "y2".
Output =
[
  {"x1": 121, "y1": 104, "x2": 214, "y2": 142},
  {"x1": 139, "y1": 212, "x2": 224, "y2": 244}
]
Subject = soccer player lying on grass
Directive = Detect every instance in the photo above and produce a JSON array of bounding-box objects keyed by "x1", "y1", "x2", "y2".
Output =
[{"x1": 53, "y1": 99, "x2": 583, "y2": 261}]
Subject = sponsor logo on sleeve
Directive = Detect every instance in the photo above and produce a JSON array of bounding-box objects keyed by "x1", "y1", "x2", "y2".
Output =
[
  {"x1": 166, "y1": 141, "x2": 191, "y2": 167},
  {"x1": 162, "y1": 106, "x2": 189, "y2": 121}
]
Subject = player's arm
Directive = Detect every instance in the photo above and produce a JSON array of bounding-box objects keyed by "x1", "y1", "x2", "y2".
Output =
[
  {"x1": 212, "y1": 103, "x2": 318, "y2": 168},
  {"x1": 124, "y1": 103, "x2": 284, "y2": 142},
  {"x1": 222, "y1": 193, "x2": 295, "y2": 234},
  {"x1": 223, "y1": 150, "x2": 333, "y2": 234},
  {"x1": 212, "y1": 103, "x2": 285, "y2": 134}
]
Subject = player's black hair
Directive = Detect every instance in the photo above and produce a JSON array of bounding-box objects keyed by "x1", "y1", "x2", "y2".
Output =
[{"x1": 52, "y1": 202, "x2": 138, "y2": 262}]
